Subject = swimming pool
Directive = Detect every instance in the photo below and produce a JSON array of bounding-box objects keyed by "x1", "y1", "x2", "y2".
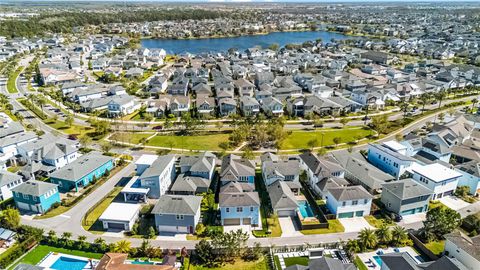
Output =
[
  {"x1": 132, "y1": 260, "x2": 154, "y2": 265},
  {"x1": 50, "y1": 256, "x2": 89, "y2": 270},
  {"x1": 298, "y1": 201, "x2": 315, "y2": 218},
  {"x1": 373, "y1": 255, "x2": 383, "y2": 267}
]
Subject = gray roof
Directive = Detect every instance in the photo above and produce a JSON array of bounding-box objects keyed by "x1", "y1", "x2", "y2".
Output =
[
  {"x1": 445, "y1": 230, "x2": 480, "y2": 262},
  {"x1": 316, "y1": 177, "x2": 349, "y2": 193},
  {"x1": 299, "y1": 152, "x2": 344, "y2": 179},
  {"x1": 308, "y1": 257, "x2": 356, "y2": 270},
  {"x1": 369, "y1": 143, "x2": 416, "y2": 162},
  {"x1": 19, "y1": 134, "x2": 77, "y2": 162},
  {"x1": 220, "y1": 181, "x2": 255, "y2": 193},
  {"x1": 139, "y1": 154, "x2": 176, "y2": 180},
  {"x1": 0, "y1": 171, "x2": 22, "y2": 187},
  {"x1": 381, "y1": 178, "x2": 433, "y2": 200},
  {"x1": 380, "y1": 253, "x2": 418, "y2": 270},
  {"x1": 170, "y1": 174, "x2": 210, "y2": 193},
  {"x1": 220, "y1": 154, "x2": 255, "y2": 181},
  {"x1": 12, "y1": 180, "x2": 57, "y2": 197},
  {"x1": 151, "y1": 195, "x2": 202, "y2": 215},
  {"x1": 49, "y1": 152, "x2": 114, "y2": 182},
  {"x1": 179, "y1": 152, "x2": 215, "y2": 173},
  {"x1": 327, "y1": 185, "x2": 373, "y2": 201},
  {"x1": 263, "y1": 160, "x2": 301, "y2": 181},
  {"x1": 0, "y1": 131, "x2": 37, "y2": 148},
  {"x1": 267, "y1": 180, "x2": 298, "y2": 210},
  {"x1": 219, "y1": 191, "x2": 260, "y2": 207},
  {"x1": 417, "y1": 256, "x2": 469, "y2": 270},
  {"x1": 0, "y1": 121, "x2": 24, "y2": 139}
]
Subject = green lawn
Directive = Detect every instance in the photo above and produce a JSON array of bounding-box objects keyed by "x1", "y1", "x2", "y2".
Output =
[
  {"x1": 424, "y1": 240, "x2": 445, "y2": 256},
  {"x1": 364, "y1": 215, "x2": 394, "y2": 228},
  {"x1": 429, "y1": 200, "x2": 447, "y2": 210},
  {"x1": 83, "y1": 186, "x2": 123, "y2": 232},
  {"x1": 8, "y1": 245, "x2": 103, "y2": 270},
  {"x1": 6, "y1": 67, "x2": 21, "y2": 93},
  {"x1": 281, "y1": 127, "x2": 375, "y2": 150},
  {"x1": 184, "y1": 257, "x2": 268, "y2": 270},
  {"x1": 284, "y1": 256, "x2": 309, "y2": 267},
  {"x1": 354, "y1": 256, "x2": 368, "y2": 270},
  {"x1": 300, "y1": 219, "x2": 345, "y2": 235},
  {"x1": 46, "y1": 119, "x2": 95, "y2": 137}
]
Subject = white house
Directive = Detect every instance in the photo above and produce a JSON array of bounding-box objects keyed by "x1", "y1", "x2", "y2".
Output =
[
  {"x1": 326, "y1": 185, "x2": 373, "y2": 218},
  {"x1": 444, "y1": 231, "x2": 480, "y2": 270},
  {"x1": 107, "y1": 95, "x2": 141, "y2": 117},
  {"x1": 138, "y1": 154, "x2": 176, "y2": 199},
  {"x1": 409, "y1": 163, "x2": 462, "y2": 200},
  {"x1": 0, "y1": 171, "x2": 23, "y2": 201},
  {"x1": 99, "y1": 202, "x2": 140, "y2": 231},
  {"x1": 367, "y1": 141, "x2": 416, "y2": 179}
]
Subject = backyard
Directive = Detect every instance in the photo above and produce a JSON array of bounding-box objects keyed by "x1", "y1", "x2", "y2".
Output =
[
  {"x1": 184, "y1": 256, "x2": 268, "y2": 270},
  {"x1": 7, "y1": 245, "x2": 103, "y2": 270},
  {"x1": 300, "y1": 219, "x2": 345, "y2": 235}
]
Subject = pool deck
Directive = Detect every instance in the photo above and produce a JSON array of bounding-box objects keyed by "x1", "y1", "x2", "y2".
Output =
[
  {"x1": 357, "y1": 246, "x2": 422, "y2": 270},
  {"x1": 37, "y1": 252, "x2": 98, "y2": 269}
]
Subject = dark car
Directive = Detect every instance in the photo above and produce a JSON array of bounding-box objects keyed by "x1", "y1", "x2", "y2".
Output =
[{"x1": 153, "y1": 125, "x2": 163, "y2": 130}]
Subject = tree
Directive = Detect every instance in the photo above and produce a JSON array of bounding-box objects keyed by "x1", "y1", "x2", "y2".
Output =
[
  {"x1": 64, "y1": 114, "x2": 74, "y2": 127},
  {"x1": 100, "y1": 141, "x2": 113, "y2": 153},
  {"x1": 420, "y1": 207, "x2": 461, "y2": 242},
  {"x1": 317, "y1": 147, "x2": 327, "y2": 156},
  {"x1": 0, "y1": 94, "x2": 9, "y2": 111},
  {"x1": 79, "y1": 135, "x2": 92, "y2": 148},
  {"x1": 345, "y1": 239, "x2": 361, "y2": 253},
  {"x1": 36, "y1": 96, "x2": 46, "y2": 112},
  {"x1": 180, "y1": 113, "x2": 204, "y2": 134},
  {"x1": 371, "y1": 115, "x2": 389, "y2": 134},
  {"x1": 435, "y1": 90, "x2": 446, "y2": 109},
  {"x1": 268, "y1": 43, "x2": 279, "y2": 51},
  {"x1": 333, "y1": 137, "x2": 342, "y2": 147},
  {"x1": 195, "y1": 239, "x2": 220, "y2": 267},
  {"x1": 47, "y1": 230, "x2": 58, "y2": 245},
  {"x1": 419, "y1": 93, "x2": 430, "y2": 113},
  {"x1": 112, "y1": 240, "x2": 131, "y2": 253},
  {"x1": 358, "y1": 228, "x2": 378, "y2": 250},
  {"x1": 339, "y1": 117, "x2": 349, "y2": 127},
  {"x1": 0, "y1": 208, "x2": 20, "y2": 230},
  {"x1": 144, "y1": 113, "x2": 153, "y2": 122},
  {"x1": 241, "y1": 147, "x2": 254, "y2": 160},
  {"x1": 94, "y1": 237, "x2": 108, "y2": 253},
  {"x1": 471, "y1": 98, "x2": 478, "y2": 113},
  {"x1": 307, "y1": 138, "x2": 319, "y2": 150},
  {"x1": 375, "y1": 224, "x2": 392, "y2": 245},
  {"x1": 391, "y1": 226, "x2": 408, "y2": 246},
  {"x1": 148, "y1": 226, "x2": 156, "y2": 239},
  {"x1": 455, "y1": 186, "x2": 470, "y2": 198},
  {"x1": 211, "y1": 230, "x2": 249, "y2": 262}
]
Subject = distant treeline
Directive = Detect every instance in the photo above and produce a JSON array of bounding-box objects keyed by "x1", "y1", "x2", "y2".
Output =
[{"x1": 0, "y1": 9, "x2": 229, "y2": 38}]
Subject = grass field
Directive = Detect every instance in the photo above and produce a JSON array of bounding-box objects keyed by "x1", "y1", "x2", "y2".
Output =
[
  {"x1": 300, "y1": 219, "x2": 345, "y2": 235},
  {"x1": 6, "y1": 67, "x2": 22, "y2": 93},
  {"x1": 280, "y1": 127, "x2": 375, "y2": 150},
  {"x1": 424, "y1": 240, "x2": 445, "y2": 256},
  {"x1": 83, "y1": 186, "x2": 123, "y2": 232},
  {"x1": 184, "y1": 257, "x2": 268, "y2": 270},
  {"x1": 8, "y1": 245, "x2": 103, "y2": 270}
]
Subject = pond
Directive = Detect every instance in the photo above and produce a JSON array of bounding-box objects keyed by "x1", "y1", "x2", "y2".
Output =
[{"x1": 141, "y1": 30, "x2": 353, "y2": 54}]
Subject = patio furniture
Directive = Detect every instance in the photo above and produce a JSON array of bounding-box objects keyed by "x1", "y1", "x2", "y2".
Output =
[{"x1": 394, "y1": 248, "x2": 400, "y2": 252}]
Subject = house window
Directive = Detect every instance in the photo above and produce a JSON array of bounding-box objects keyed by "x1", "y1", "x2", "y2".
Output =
[
  {"x1": 33, "y1": 196, "x2": 37, "y2": 202},
  {"x1": 236, "y1": 207, "x2": 243, "y2": 213},
  {"x1": 364, "y1": 199, "x2": 368, "y2": 204},
  {"x1": 176, "y1": 215, "x2": 184, "y2": 220},
  {"x1": 342, "y1": 201, "x2": 346, "y2": 206},
  {"x1": 23, "y1": 194, "x2": 29, "y2": 200},
  {"x1": 352, "y1": 200, "x2": 358, "y2": 205},
  {"x1": 250, "y1": 207, "x2": 254, "y2": 212},
  {"x1": 226, "y1": 208, "x2": 230, "y2": 213}
]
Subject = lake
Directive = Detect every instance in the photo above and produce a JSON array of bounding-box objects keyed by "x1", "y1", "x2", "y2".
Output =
[{"x1": 141, "y1": 31, "x2": 352, "y2": 54}]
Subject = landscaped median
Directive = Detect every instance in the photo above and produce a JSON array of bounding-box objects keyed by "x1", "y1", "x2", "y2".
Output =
[{"x1": 6, "y1": 66, "x2": 22, "y2": 93}]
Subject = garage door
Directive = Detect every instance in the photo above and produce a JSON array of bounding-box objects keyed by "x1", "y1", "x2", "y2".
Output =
[
  {"x1": 16, "y1": 202, "x2": 31, "y2": 211},
  {"x1": 243, "y1": 218, "x2": 251, "y2": 225},
  {"x1": 355, "y1": 211, "x2": 364, "y2": 217},
  {"x1": 401, "y1": 208, "x2": 416, "y2": 216},
  {"x1": 223, "y1": 218, "x2": 241, "y2": 225},
  {"x1": 107, "y1": 222, "x2": 126, "y2": 230},
  {"x1": 277, "y1": 210, "x2": 295, "y2": 217},
  {"x1": 158, "y1": 225, "x2": 188, "y2": 233},
  {"x1": 338, "y1": 212, "x2": 354, "y2": 218}
]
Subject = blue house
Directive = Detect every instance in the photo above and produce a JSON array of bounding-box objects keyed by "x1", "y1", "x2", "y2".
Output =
[
  {"x1": 12, "y1": 180, "x2": 60, "y2": 214},
  {"x1": 219, "y1": 181, "x2": 260, "y2": 226},
  {"x1": 49, "y1": 152, "x2": 114, "y2": 192},
  {"x1": 220, "y1": 154, "x2": 255, "y2": 185}
]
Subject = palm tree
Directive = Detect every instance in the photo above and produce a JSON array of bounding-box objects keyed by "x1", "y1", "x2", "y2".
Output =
[
  {"x1": 358, "y1": 228, "x2": 378, "y2": 250},
  {"x1": 14, "y1": 112, "x2": 24, "y2": 123},
  {"x1": 112, "y1": 240, "x2": 131, "y2": 253},
  {"x1": 435, "y1": 90, "x2": 446, "y2": 109},
  {"x1": 36, "y1": 96, "x2": 46, "y2": 112},
  {"x1": 0, "y1": 94, "x2": 8, "y2": 111},
  {"x1": 419, "y1": 93, "x2": 430, "y2": 114},
  {"x1": 391, "y1": 226, "x2": 408, "y2": 246},
  {"x1": 345, "y1": 239, "x2": 361, "y2": 254},
  {"x1": 61, "y1": 232, "x2": 72, "y2": 241},
  {"x1": 375, "y1": 224, "x2": 392, "y2": 245},
  {"x1": 471, "y1": 98, "x2": 478, "y2": 113}
]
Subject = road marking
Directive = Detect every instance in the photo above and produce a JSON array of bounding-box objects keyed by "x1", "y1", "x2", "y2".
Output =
[{"x1": 59, "y1": 214, "x2": 71, "y2": 219}]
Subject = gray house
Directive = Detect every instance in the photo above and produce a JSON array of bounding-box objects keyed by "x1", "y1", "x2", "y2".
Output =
[
  {"x1": 381, "y1": 178, "x2": 433, "y2": 217},
  {"x1": 170, "y1": 174, "x2": 210, "y2": 195},
  {"x1": 268, "y1": 180, "x2": 300, "y2": 217},
  {"x1": 138, "y1": 155, "x2": 176, "y2": 199},
  {"x1": 151, "y1": 195, "x2": 202, "y2": 234}
]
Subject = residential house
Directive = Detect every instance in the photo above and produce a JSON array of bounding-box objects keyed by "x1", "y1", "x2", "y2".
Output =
[
  {"x1": 169, "y1": 96, "x2": 190, "y2": 116},
  {"x1": 107, "y1": 95, "x2": 141, "y2": 117},
  {"x1": 299, "y1": 152, "x2": 345, "y2": 197},
  {"x1": 152, "y1": 195, "x2": 202, "y2": 234},
  {"x1": 220, "y1": 154, "x2": 255, "y2": 185},
  {"x1": 455, "y1": 161, "x2": 480, "y2": 196},
  {"x1": 267, "y1": 180, "x2": 301, "y2": 217},
  {"x1": 368, "y1": 141, "x2": 416, "y2": 179},
  {"x1": 0, "y1": 171, "x2": 23, "y2": 201},
  {"x1": 99, "y1": 203, "x2": 141, "y2": 231},
  {"x1": 325, "y1": 185, "x2": 373, "y2": 218},
  {"x1": 219, "y1": 181, "x2": 260, "y2": 226},
  {"x1": 195, "y1": 95, "x2": 215, "y2": 116},
  {"x1": 239, "y1": 96, "x2": 260, "y2": 117},
  {"x1": 261, "y1": 96, "x2": 283, "y2": 116},
  {"x1": 138, "y1": 154, "x2": 176, "y2": 199},
  {"x1": 285, "y1": 257, "x2": 356, "y2": 270},
  {"x1": 49, "y1": 152, "x2": 115, "y2": 192},
  {"x1": 381, "y1": 178, "x2": 433, "y2": 216},
  {"x1": 235, "y1": 78, "x2": 256, "y2": 97},
  {"x1": 379, "y1": 252, "x2": 468, "y2": 270},
  {"x1": 409, "y1": 163, "x2": 462, "y2": 200},
  {"x1": 179, "y1": 152, "x2": 216, "y2": 180},
  {"x1": 12, "y1": 180, "x2": 60, "y2": 214},
  {"x1": 170, "y1": 174, "x2": 210, "y2": 195},
  {"x1": 218, "y1": 98, "x2": 237, "y2": 116},
  {"x1": 444, "y1": 230, "x2": 480, "y2": 270},
  {"x1": 148, "y1": 75, "x2": 168, "y2": 94},
  {"x1": 261, "y1": 154, "x2": 301, "y2": 186}
]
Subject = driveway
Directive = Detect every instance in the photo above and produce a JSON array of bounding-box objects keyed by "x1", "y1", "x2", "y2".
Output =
[
  {"x1": 278, "y1": 217, "x2": 302, "y2": 237},
  {"x1": 398, "y1": 213, "x2": 426, "y2": 227},
  {"x1": 438, "y1": 196, "x2": 470, "y2": 211},
  {"x1": 339, "y1": 217, "x2": 374, "y2": 232},
  {"x1": 223, "y1": 225, "x2": 253, "y2": 237}
]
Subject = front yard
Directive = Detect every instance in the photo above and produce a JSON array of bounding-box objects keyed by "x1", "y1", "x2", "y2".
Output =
[
  {"x1": 424, "y1": 240, "x2": 445, "y2": 256},
  {"x1": 184, "y1": 256, "x2": 268, "y2": 270},
  {"x1": 82, "y1": 186, "x2": 123, "y2": 232},
  {"x1": 300, "y1": 219, "x2": 345, "y2": 235}
]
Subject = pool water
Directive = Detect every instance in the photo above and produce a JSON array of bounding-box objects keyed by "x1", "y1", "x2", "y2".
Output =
[
  {"x1": 298, "y1": 201, "x2": 315, "y2": 218},
  {"x1": 50, "y1": 256, "x2": 89, "y2": 270},
  {"x1": 373, "y1": 255, "x2": 383, "y2": 266},
  {"x1": 132, "y1": 261, "x2": 154, "y2": 265}
]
